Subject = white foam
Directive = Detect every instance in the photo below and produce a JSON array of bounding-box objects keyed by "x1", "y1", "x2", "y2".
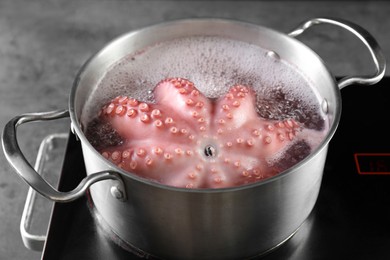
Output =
[{"x1": 83, "y1": 36, "x2": 322, "y2": 120}]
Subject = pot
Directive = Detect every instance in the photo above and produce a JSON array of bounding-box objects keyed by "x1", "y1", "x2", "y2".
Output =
[{"x1": 2, "y1": 18, "x2": 385, "y2": 259}]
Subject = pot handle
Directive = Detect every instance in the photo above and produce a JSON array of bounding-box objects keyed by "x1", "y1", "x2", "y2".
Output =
[
  {"x1": 1, "y1": 109, "x2": 126, "y2": 202},
  {"x1": 288, "y1": 17, "x2": 386, "y2": 89}
]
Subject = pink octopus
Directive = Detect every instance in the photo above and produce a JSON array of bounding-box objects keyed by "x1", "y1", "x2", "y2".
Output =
[{"x1": 97, "y1": 78, "x2": 301, "y2": 188}]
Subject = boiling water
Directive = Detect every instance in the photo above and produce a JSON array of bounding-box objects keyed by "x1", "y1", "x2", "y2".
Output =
[
  {"x1": 82, "y1": 37, "x2": 324, "y2": 123},
  {"x1": 82, "y1": 36, "x2": 329, "y2": 187}
]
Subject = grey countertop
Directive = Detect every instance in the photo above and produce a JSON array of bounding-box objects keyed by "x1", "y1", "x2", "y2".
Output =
[{"x1": 0, "y1": 1, "x2": 389, "y2": 259}]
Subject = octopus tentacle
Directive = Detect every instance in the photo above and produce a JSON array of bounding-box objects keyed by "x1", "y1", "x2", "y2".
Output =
[{"x1": 153, "y1": 78, "x2": 212, "y2": 133}]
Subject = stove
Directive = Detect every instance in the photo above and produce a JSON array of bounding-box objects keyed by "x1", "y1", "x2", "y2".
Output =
[{"x1": 29, "y1": 78, "x2": 390, "y2": 259}]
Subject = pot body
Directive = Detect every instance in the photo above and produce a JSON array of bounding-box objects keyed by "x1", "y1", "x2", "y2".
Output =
[{"x1": 71, "y1": 19, "x2": 340, "y2": 259}]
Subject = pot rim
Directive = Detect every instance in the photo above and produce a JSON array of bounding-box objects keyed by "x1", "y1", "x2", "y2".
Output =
[{"x1": 69, "y1": 18, "x2": 341, "y2": 193}]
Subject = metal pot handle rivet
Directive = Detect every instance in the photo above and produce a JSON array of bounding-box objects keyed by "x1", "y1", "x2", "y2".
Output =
[
  {"x1": 288, "y1": 17, "x2": 386, "y2": 89},
  {"x1": 1, "y1": 109, "x2": 127, "y2": 202}
]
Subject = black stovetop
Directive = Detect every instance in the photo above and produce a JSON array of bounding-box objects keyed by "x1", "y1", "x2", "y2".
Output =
[{"x1": 42, "y1": 78, "x2": 390, "y2": 260}]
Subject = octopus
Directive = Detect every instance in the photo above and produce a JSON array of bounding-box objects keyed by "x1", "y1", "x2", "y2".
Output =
[{"x1": 91, "y1": 78, "x2": 303, "y2": 189}]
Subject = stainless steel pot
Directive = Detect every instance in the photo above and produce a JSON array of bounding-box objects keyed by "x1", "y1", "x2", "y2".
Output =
[{"x1": 2, "y1": 18, "x2": 385, "y2": 259}]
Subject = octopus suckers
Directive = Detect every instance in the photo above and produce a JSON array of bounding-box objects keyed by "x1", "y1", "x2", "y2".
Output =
[{"x1": 90, "y1": 75, "x2": 327, "y2": 189}]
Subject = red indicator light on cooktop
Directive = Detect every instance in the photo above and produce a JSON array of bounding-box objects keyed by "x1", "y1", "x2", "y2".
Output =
[{"x1": 354, "y1": 153, "x2": 390, "y2": 175}]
